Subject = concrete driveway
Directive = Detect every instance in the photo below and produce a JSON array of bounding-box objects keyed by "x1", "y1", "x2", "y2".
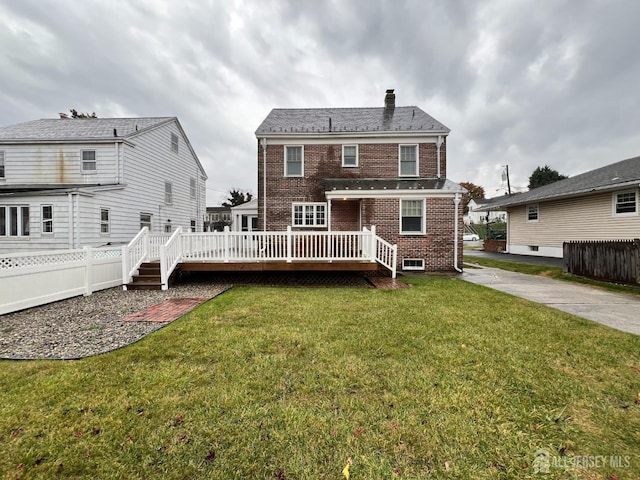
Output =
[{"x1": 463, "y1": 266, "x2": 640, "y2": 336}]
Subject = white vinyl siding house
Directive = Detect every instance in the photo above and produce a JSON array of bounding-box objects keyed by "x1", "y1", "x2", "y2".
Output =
[{"x1": 0, "y1": 117, "x2": 207, "y2": 253}]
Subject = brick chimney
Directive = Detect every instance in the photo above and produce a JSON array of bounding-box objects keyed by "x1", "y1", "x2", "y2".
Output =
[{"x1": 384, "y1": 89, "x2": 395, "y2": 109}]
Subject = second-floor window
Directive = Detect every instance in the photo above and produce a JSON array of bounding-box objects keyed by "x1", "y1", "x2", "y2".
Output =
[
  {"x1": 399, "y1": 145, "x2": 418, "y2": 176},
  {"x1": 190, "y1": 178, "x2": 196, "y2": 198},
  {"x1": 171, "y1": 133, "x2": 179, "y2": 153},
  {"x1": 285, "y1": 146, "x2": 303, "y2": 177},
  {"x1": 165, "y1": 182, "x2": 173, "y2": 204},
  {"x1": 342, "y1": 145, "x2": 358, "y2": 167},
  {"x1": 614, "y1": 191, "x2": 637, "y2": 216},
  {"x1": 42, "y1": 205, "x2": 53, "y2": 233},
  {"x1": 0, "y1": 151, "x2": 5, "y2": 178},
  {"x1": 0, "y1": 206, "x2": 30, "y2": 237},
  {"x1": 292, "y1": 203, "x2": 326, "y2": 227},
  {"x1": 81, "y1": 150, "x2": 96, "y2": 172}
]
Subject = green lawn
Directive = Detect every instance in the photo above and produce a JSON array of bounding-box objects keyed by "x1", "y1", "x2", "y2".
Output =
[{"x1": 1, "y1": 277, "x2": 639, "y2": 479}]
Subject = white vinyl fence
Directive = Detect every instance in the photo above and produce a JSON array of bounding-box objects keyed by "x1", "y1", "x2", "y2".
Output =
[{"x1": 0, "y1": 246, "x2": 122, "y2": 315}]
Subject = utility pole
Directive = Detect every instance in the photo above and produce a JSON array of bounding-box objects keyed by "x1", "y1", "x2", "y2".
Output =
[{"x1": 502, "y1": 165, "x2": 512, "y2": 195}]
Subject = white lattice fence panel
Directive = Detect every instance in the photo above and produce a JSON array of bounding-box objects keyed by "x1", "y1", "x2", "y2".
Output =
[{"x1": 0, "y1": 251, "x2": 85, "y2": 270}]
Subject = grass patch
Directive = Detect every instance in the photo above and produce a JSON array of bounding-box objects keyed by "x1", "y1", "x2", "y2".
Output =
[
  {"x1": 465, "y1": 256, "x2": 640, "y2": 296},
  {"x1": 1, "y1": 277, "x2": 639, "y2": 479}
]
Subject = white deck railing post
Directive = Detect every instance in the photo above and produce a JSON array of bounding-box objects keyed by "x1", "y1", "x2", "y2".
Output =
[
  {"x1": 391, "y1": 245, "x2": 398, "y2": 279},
  {"x1": 223, "y1": 226, "x2": 230, "y2": 262},
  {"x1": 370, "y1": 225, "x2": 377, "y2": 262},
  {"x1": 286, "y1": 226, "x2": 292, "y2": 263},
  {"x1": 121, "y1": 245, "x2": 129, "y2": 290}
]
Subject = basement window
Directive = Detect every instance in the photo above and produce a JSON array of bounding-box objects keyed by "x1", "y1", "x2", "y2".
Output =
[
  {"x1": 529, "y1": 245, "x2": 539, "y2": 252},
  {"x1": 402, "y1": 259, "x2": 425, "y2": 271}
]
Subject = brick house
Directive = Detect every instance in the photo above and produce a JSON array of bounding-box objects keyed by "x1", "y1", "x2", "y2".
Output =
[{"x1": 255, "y1": 90, "x2": 465, "y2": 272}]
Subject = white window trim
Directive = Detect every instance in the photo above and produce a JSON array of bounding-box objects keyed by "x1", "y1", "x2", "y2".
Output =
[
  {"x1": 398, "y1": 144, "x2": 419, "y2": 177},
  {"x1": 526, "y1": 204, "x2": 539, "y2": 223},
  {"x1": 0, "y1": 205, "x2": 30, "y2": 237},
  {"x1": 402, "y1": 259, "x2": 425, "y2": 271},
  {"x1": 100, "y1": 208, "x2": 110, "y2": 235},
  {"x1": 165, "y1": 182, "x2": 173, "y2": 205},
  {"x1": 81, "y1": 149, "x2": 97, "y2": 174},
  {"x1": 171, "y1": 133, "x2": 179, "y2": 154},
  {"x1": 284, "y1": 145, "x2": 304, "y2": 177},
  {"x1": 42, "y1": 205, "x2": 53, "y2": 235},
  {"x1": 342, "y1": 145, "x2": 359, "y2": 167},
  {"x1": 399, "y1": 198, "x2": 426, "y2": 235},
  {"x1": 292, "y1": 202, "x2": 327, "y2": 228},
  {"x1": 613, "y1": 190, "x2": 638, "y2": 217}
]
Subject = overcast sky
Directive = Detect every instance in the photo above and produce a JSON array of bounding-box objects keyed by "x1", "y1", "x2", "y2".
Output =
[{"x1": 2, "y1": 0, "x2": 639, "y2": 204}]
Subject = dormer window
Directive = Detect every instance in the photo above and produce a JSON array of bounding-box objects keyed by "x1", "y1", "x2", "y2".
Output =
[
  {"x1": 81, "y1": 150, "x2": 96, "y2": 172},
  {"x1": 399, "y1": 145, "x2": 418, "y2": 176}
]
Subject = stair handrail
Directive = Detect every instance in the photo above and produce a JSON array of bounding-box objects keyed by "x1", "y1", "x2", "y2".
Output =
[
  {"x1": 122, "y1": 226, "x2": 149, "y2": 287},
  {"x1": 160, "y1": 227, "x2": 183, "y2": 290},
  {"x1": 372, "y1": 230, "x2": 398, "y2": 279}
]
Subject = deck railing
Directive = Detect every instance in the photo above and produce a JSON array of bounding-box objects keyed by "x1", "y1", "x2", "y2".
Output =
[{"x1": 123, "y1": 226, "x2": 398, "y2": 290}]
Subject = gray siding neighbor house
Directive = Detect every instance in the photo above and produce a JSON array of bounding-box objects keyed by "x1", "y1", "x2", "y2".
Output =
[
  {"x1": 0, "y1": 117, "x2": 207, "y2": 253},
  {"x1": 485, "y1": 156, "x2": 640, "y2": 257}
]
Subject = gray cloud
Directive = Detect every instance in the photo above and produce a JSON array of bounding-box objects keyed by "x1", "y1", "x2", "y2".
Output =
[{"x1": 1, "y1": 0, "x2": 639, "y2": 201}]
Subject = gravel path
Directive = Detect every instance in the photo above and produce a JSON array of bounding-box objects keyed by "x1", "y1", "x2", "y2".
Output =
[{"x1": 0, "y1": 280, "x2": 231, "y2": 361}]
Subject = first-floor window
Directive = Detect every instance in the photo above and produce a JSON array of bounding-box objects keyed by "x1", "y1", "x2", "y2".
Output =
[
  {"x1": 293, "y1": 203, "x2": 326, "y2": 227},
  {"x1": 614, "y1": 191, "x2": 637, "y2": 215},
  {"x1": 190, "y1": 219, "x2": 196, "y2": 232},
  {"x1": 100, "y1": 208, "x2": 110, "y2": 234},
  {"x1": 400, "y1": 199, "x2": 424, "y2": 234},
  {"x1": 527, "y1": 204, "x2": 539, "y2": 222},
  {"x1": 42, "y1": 205, "x2": 53, "y2": 233},
  {"x1": 140, "y1": 213, "x2": 152, "y2": 230},
  {"x1": 0, "y1": 206, "x2": 30, "y2": 237},
  {"x1": 164, "y1": 223, "x2": 172, "y2": 233}
]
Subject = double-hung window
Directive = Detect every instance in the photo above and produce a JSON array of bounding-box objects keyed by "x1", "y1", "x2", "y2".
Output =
[
  {"x1": 292, "y1": 203, "x2": 326, "y2": 227},
  {"x1": 165, "y1": 182, "x2": 173, "y2": 204},
  {"x1": 527, "y1": 204, "x2": 539, "y2": 222},
  {"x1": 0, "y1": 206, "x2": 30, "y2": 237},
  {"x1": 342, "y1": 145, "x2": 358, "y2": 167},
  {"x1": 100, "y1": 208, "x2": 110, "y2": 234},
  {"x1": 140, "y1": 213, "x2": 152, "y2": 230},
  {"x1": 42, "y1": 205, "x2": 53, "y2": 233},
  {"x1": 171, "y1": 133, "x2": 179, "y2": 153},
  {"x1": 81, "y1": 150, "x2": 96, "y2": 172},
  {"x1": 285, "y1": 146, "x2": 303, "y2": 177},
  {"x1": 399, "y1": 145, "x2": 418, "y2": 176},
  {"x1": 190, "y1": 178, "x2": 196, "y2": 198},
  {"x1": 400, "y1": 199, "x2": 424, "y2": 234},
  {"x1": 0, "y1": 151, "x2": 5, "y2": 178},
  {"x1": 614, "y1": 191, "x2": 637, "y2": 216}
]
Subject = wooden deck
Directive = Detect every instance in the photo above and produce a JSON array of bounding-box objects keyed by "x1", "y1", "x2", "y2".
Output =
[{"x1": 177, "y1": 260, "x2": 380, "y2": 272}]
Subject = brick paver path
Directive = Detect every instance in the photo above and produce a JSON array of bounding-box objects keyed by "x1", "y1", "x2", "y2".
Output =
[{"x1": 122, "y1": 298, "x2": 209, "y2": 323}]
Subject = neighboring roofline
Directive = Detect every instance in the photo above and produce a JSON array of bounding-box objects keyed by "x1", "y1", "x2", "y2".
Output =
[
  {"x1": 0, "y1": 184, "x2": 124, "y2": 197},
  {"x1": 0, "y1": 138, "x2": 134, "y2": 146},
  {"x1": 486, "y1": 179, "x2": 640, "y2": 210}
]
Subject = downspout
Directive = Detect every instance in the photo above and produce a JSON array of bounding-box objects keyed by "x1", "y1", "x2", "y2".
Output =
[
  {"x1": 453, "y1": 193, "x2": 462, "y2": 272},
  {"x1": 436, "y1": 135, "x2": 443, "y2": 179},
  {"x1": 260, "y1": 137, "x2": 267, "y2": 232}
]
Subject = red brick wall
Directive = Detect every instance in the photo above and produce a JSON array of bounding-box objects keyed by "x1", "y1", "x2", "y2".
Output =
[{"x1": 257, "y1": 139, "x2": 461, "y2": 271}]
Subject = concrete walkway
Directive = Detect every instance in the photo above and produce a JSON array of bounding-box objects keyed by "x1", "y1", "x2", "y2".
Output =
[
  {"x1": 462, "y1": 266, "x2": 640, "y2": 335},
  {"x1": 464, "y1": 249, "x2": 564, "y2": 268}
]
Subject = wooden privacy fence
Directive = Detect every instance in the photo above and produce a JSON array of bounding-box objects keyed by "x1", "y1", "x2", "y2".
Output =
[{"x1": 563, "y1": 239, "x2": 640, "y2": 284}]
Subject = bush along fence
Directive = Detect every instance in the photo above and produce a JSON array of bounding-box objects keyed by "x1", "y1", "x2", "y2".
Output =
[
  {"x1": 563, "y1": 239, "x2": 640, "y2": 285},
  {"x1": 0, "y1": 246, "x2": 122, "y2": 315}
]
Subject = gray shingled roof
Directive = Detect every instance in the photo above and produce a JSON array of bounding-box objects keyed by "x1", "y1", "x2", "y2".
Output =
[
  {"x1": 485, "y1": 155, "x2": 640, "y2": 209},
  {"x1": 325, "y1": 177, "x2": 464, "y2": 192},
  {"x1": 255, "y1": 107, "x2": 449, "y2": 135},
  {"x1": 0, "y1": 117, "x2": 175, "y2": 141}
]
